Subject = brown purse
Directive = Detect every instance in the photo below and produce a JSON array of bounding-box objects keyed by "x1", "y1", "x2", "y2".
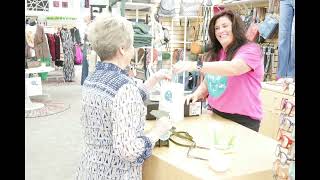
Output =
[{"x1": 190, "y1": 17, "x2": 202, "y2": 55}]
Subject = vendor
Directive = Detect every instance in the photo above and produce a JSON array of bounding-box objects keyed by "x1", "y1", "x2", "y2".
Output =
[{"x1": 173, "y1": 10, "x2": 264, "y2": 132}]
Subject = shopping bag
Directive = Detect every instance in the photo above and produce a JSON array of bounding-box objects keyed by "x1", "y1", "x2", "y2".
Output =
[
  {"x1": 159, "y1": 81, "x2": 185, "y2": 122},
  {"x1": 75, "y1": 44, "x2": 83, "y2": 65}
]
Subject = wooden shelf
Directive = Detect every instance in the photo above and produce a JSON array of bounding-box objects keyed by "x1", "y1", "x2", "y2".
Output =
[{"x1": 219, "y1": 0, "x2": 269, "y2": 9}]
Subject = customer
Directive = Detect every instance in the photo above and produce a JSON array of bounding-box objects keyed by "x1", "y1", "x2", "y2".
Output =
[
  {"x1": 76, "y1": 15, "x2": 173, "y2": 180},
  {"x1": 173, "y1": 10, "x2": 264, "y2": 132}
]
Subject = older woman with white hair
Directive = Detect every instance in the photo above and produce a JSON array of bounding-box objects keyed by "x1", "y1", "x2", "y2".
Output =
[{"x1": 76, "y1": 15, "x2": 173, "y2": 180}]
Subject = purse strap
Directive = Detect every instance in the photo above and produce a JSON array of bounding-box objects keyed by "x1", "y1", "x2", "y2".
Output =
[{"x1": 168, "y1": 127, "x2": 209, "y2": 149}]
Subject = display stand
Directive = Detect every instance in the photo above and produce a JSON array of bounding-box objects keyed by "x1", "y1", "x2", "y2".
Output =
[{"x1": 25, "y1": 66, "x2": 55, "y2": 111}]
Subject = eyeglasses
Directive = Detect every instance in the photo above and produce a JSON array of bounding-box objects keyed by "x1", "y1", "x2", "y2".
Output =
[
  {"x1": 272, "y1": 159, "x2": 289, "y2": 180},
  {"x1": 280, "y1": 98, "x2": 295, "y2": 116},
  {"x1": 275, "y1": 144, "x2": 295, "y2": 165},
  {"x1": 279, "y1": 113, "x2": 295, "y2": 133},
  {"x1": 276, "y1": 129, "x2": 295, "y2": 149},
  {"x1": 168, "y1": 128, "x2": 210, "y2": 161}
]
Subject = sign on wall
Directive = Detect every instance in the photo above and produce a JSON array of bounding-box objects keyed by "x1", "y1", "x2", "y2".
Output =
[{"x1": 26, "y1": 77, "x2": 43, "y2": 97}]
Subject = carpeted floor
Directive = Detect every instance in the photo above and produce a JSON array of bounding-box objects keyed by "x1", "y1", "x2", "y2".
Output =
[{"x1": 25, "y1": 98, "x2": 71, "y2": 118}]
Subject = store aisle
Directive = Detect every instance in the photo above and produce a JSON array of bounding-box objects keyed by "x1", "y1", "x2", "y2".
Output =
[{"x1": 25, "y1": 65, "x2": 84, "y2": 180}]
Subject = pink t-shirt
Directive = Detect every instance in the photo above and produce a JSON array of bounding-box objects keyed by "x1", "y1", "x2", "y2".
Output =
[{"x1": 206, "y1": 43, "x2": 264, "y2": 120}]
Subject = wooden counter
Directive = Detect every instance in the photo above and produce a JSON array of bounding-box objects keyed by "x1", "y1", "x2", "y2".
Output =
[{"x1": 143, "y1": 112, "x2": 278, "y2": 180}]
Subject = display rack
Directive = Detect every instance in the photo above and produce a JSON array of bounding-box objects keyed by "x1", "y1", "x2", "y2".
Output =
[
  {"x1": 166, "y1": 5, "x2": 213, "y2": 91},
  {"x1": 118, "y1": 2, "x2": 155, "y2": 81},
  {"x1": 273, "y1": 97, "x2": 295, "y2": 179}
]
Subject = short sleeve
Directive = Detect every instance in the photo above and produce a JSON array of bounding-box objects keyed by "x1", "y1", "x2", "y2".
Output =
[{"x1": 233, "y1": 43, "x2": 263, "y2": 71}]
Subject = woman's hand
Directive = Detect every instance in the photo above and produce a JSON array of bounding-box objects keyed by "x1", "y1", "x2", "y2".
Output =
[
  {"x1": 153, "y1": 69, "x2": 172, "y2": 82},
  {"x1": 185, "y1": 92, "x2": 201, "y2": 105},
  {"x1": 144, "y1": 69, "x2": 172, "y2": 91},
  {"x1": 154, "y1": 117, "x2": 174, "y2": 136},
  {"x1": 172, "y1": 61, "x2": 196, "y2": 74}
]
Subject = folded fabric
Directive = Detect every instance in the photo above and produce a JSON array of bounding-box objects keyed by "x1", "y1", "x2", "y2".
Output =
[
  {"x1": 132, "y1": 22, "x2": 153, "y2": 47},
  {"x1": 133, "y1": 23, "x2": 150, "y2": 35}
]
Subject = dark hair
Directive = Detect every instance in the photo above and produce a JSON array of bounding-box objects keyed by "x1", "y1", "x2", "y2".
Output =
[{"x1": 207, "y1": 10, "x2": 248, "y2": 61}]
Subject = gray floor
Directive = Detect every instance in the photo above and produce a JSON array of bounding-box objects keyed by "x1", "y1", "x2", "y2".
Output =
[{"x1": 26, "y1": 66, "x2": 84, "y2": 180}]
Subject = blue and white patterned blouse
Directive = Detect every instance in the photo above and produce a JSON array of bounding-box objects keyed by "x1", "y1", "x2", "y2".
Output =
[{"x1": 76, "y1": 62, "x2": 153, "y2": 180}]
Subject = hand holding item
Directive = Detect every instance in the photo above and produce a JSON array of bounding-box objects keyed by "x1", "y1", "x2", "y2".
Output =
[
  {"x1": 185, "y1": 92, "x2": 201, "y2": 105},
  {"x1": 144, "y1": 69, "x2": 172, "y2": 91},
  {"x1": 172, "y1": 61, "x2": 196, "y2": 74},
  {"x1": 154, "y1": 116, "x2": 174, "y2": 137},
  {"x1": 147, "y1": 116, "x2": 174, "y2": 143},
  {"x1": 153, "y1": 69, "x2": 172, "y2": 82}
]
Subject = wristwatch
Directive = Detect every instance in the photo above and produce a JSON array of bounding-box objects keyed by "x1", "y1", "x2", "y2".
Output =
[{"x1": 196, "y1": 59, "x2": 203, "y2": 71}]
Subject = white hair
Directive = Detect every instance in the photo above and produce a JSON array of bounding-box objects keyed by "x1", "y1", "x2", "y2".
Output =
[{"x1": 87, "y1": 15, "x2": 133, "y2": 60}]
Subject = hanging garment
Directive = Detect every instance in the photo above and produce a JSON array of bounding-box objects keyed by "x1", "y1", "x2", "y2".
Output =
[
  {"x1": 46, "y1": 33, "x2": 56, "y2": 61},
  {"x1": 35, "y1": 31, "x2": 51, "y2": 81},
  {"x1": 25, "y1": 24, "x2": 37, "y2": 58},
  {"x1": 34, "y1": 25, "x2": 51, "y2": 59},
  {"x1": 70, "y1": 27, "x2": 82, "y2": 44},
  {"x1": 54, "y1": 33, "x2": 61, "y2": 61},
  {"x1": 60, "y1": 28, "x2": 75, "y2": 82},
  {"x1": 25, "y1": 36, "x2": 33, "y2": 58}
]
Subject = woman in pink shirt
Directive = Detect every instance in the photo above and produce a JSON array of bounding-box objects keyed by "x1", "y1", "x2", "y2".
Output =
[{"x1": 173, "y1": 10, "x2": 264, "y2": 132}]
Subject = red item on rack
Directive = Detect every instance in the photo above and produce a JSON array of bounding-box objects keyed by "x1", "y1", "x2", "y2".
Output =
[{"x1": 213, "y1": 5, "x2": 225, "y2": 14}]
